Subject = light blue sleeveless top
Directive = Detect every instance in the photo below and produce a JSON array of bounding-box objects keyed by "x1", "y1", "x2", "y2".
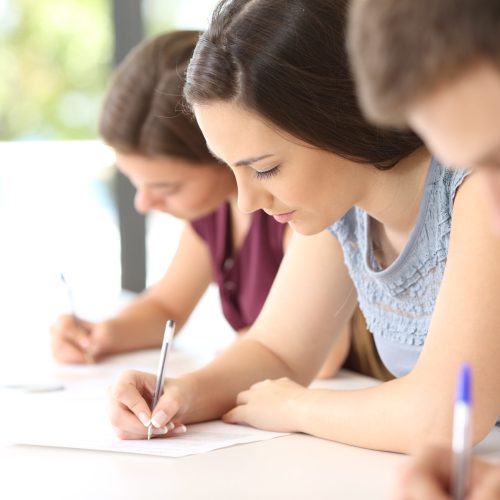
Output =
[{"x1": 329, "y1": 158, "x2": 469, "y2": 377}]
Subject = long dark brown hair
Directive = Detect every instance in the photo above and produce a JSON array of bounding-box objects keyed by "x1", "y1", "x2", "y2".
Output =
[
  {"x1": 100, "y1": 30, "x2": 214, "y2": 164},
  {"x1": 184, "y1": 0, "x2": 422, "y2": 170}
]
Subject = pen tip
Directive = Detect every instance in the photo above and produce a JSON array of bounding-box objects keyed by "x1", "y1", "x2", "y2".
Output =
[
  {"x1": 457, "y1": 363, "x2": 472, "y2": 404},
  {"x1": 147, "y1": 425, "x2": 152, "y2": 440}
]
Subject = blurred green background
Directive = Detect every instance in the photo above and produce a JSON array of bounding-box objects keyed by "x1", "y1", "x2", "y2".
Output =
[
  {"x1": 0, "y1": 0, "x2": 199, "y2": 140},
  {"x1": 0, "y1": 0, "x2": 232, "y2": 368}
]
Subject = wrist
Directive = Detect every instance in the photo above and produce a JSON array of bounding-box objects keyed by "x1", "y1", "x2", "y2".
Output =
[
  {"x1": 289, "y1": 386, "x2": 315, "y2": 433},
  {"x1": 175, "y1": 374, "x2": 202, "y2": 423},
  {"x1": 90, "y1": 319, "x2": 121, "y2": 356}
]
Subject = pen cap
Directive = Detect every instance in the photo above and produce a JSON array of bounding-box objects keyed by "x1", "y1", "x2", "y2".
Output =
[{"x1": 456, "y1": 363, "x2": 472, "y2": 405}]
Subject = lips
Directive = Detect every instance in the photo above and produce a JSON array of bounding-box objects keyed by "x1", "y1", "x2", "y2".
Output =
[{"x1": 272, "y1": 211, "x2": 296, "y2": 224}]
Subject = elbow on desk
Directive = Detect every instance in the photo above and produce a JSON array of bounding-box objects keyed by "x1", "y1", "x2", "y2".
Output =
[{"x1": 407, "y1": 408, "x2": 496, "y2": 452}]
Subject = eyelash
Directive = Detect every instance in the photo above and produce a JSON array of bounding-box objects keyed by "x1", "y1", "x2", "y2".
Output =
[{"x1": 254, "y1": 165, "x2": 281, "y2": 180}]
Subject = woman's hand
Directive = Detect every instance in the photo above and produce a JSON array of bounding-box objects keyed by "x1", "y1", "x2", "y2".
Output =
[
  {"x1": 223, "y1": 377, "x2": 307, "y2": 433},
  {"x1": 394, "y1": 445, "x2": 500, "y2": 500},
  {"x1": 108, "y1": 370, "x2": 190, "y2": 439},
  {"x1": 50, "y1": 315, "x2": 117, "y2": 364}
]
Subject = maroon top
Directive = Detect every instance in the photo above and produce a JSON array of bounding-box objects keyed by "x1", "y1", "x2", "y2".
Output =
[{"x1": 191, "y1": 203, "x2": 286, "y2": 331}]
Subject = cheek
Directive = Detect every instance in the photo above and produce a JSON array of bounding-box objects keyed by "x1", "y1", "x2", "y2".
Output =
[{"x1": 169, "y1": 186, "x2": 221, "y2": 219}]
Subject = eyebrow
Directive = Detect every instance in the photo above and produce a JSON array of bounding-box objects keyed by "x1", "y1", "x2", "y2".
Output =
[
  {"x1": 207, "y1": 147, "x2": 274, "y2": 167},
  {"x1": 147, "y1": 181, "x2": 179, "y2": 188},
  {"x1": 234, "y1": 154, "x2": 274, "y2": 167}
]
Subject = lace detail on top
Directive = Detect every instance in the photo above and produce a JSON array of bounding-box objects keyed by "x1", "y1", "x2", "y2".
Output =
[{"x1": 329, "y1": 158, "x2": 469, "y2": 377}]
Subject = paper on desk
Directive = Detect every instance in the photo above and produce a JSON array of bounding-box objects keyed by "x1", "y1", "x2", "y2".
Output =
[{"x1": 1, "y1": 392, "x2": 287, "y2": 458}]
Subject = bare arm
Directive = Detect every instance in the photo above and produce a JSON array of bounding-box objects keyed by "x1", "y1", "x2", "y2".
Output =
[
  {"x1": 109, "y1": 229, "x2": 357, "y2": 432},
  {"x1": 112, "y1": 176, "x2": 500, "y2": 449},
  {"x1": 104, "y1": 222, "x2": 213, "y2": 346},
  {"x1": 52, "y1": 222, "x2": 213, "y2": 361},
  {"x1": 226, "y1": 174, "x2": 500, "y2": 453}
]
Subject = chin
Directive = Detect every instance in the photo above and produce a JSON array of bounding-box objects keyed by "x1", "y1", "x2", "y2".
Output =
[
  {"x1": 289, "y1": 219, "x2": 330, "y2": 236},
  {"x1": 177, "y1": 208, "x2": 213, "y2": 221}
]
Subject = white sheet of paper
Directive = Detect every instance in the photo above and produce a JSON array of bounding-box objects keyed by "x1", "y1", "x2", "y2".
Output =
[{"x1": 1, "y1": 391, "x2": 287, "y2": 458}]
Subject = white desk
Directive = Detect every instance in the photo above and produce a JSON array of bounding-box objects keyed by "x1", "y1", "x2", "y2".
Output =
[{"x1": 1, "y1": 348, "x2": 500, "y2": 500}]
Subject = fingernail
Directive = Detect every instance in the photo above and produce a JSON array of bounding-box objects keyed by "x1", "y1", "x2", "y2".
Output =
[
  {"x1": 170, "y1": 425, "x2": 187, "y2": 435},
  {"x1": 166, "y1": 422, "x2": 175, "y2": 431},
  {"x1": 151, "y1": 410, "x2": 168, "y2": 428},
  {"x1": 152, "y1": 427, "x2": 168, "y2": 435},
  {"x1": 138, "y1": 412, "x2": 151, "y2": 427}
]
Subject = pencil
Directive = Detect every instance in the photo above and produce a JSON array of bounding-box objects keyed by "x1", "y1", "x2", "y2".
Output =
[
  {"x1": 148, "y1": 319, "x2": 176, "y2": 440},
  {"x1": 60, "y1": 272, "x2": 94, "y2": 364}
]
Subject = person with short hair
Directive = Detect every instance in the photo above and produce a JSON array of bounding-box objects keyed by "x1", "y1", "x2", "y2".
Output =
[
  {"x1": 348, "y1": 0, "x2": 500, "y2": 495},
  {"x1": 348, "y1": 0, "x2": 500, "y2": 231}
]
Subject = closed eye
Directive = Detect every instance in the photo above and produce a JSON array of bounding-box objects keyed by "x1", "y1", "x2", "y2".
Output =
[{"x1": 254, "y1": 165, "x2": 281, "y2": 180}]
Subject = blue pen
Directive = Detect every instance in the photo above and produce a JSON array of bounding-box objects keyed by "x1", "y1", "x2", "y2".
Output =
[{"x1": 452, "y1": 363, "x2": 472, "y2": 500}]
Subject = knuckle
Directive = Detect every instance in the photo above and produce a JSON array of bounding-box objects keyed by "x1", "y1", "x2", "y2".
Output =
[
  {"x1": 129, "y1": 399, "x2": 145, "y2": 414},
  {"x1": 116, "y1": 370, "x2": 135, "y2": 385}
]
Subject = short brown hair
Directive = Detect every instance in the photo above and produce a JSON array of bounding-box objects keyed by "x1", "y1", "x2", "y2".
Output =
[
  {"x1": 185, "y1": 0, "x2": 422, "y2": 170},
  {"x1": 348, "y1": 0, "x2": 500, "y2": 127},
  {"x1": 99, "y1": 30, "x2": 214, "y2": 164}
]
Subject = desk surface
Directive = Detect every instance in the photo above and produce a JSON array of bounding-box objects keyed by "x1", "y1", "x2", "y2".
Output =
[{"x1": 1, "y1": 348, "x2": 500, "y2": 500}]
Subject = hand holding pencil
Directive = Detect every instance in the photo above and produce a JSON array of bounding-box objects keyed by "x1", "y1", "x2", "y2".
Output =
[
  {"x1": 147, "y1": 319, "x2": 176, "y2": 440},
  {"x1": 50, "y1": 314, "x2": 114, "y2": 364},
  {"x1": 109, "y1": 319, "x2": 188, "y2": 440},
  {"x1": 394, "y1": 364, "x2": 500, "y2": 499},
  {"x1": 394, "y1": 445, "x2": 500, "y2": 500},
  {"x1": 52, "y1": 273, "x2": 95, "y2": 364}
]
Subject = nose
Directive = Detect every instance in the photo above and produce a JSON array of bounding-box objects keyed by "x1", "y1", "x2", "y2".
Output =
[
  {"x1": 236, "y1": 176, "x2": 272, "y2": 214},
  {"x1": 134, "y1": 189, "x2": 154, "y2": 214}
]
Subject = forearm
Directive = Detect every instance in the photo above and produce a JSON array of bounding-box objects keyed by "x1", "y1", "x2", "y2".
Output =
[
  {"x1": 105, "y1": 296, "x2": 174, "y2": 353},
  {"x1": 181, "y1": 338, "x2": 297, "y2": 423},
  {"x1": 292, "y1": 377, "x2": 452, "y2": 454}
]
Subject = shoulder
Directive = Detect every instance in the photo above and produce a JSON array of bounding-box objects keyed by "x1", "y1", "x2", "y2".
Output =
[
  {"x1": 451, "y1": 172, "x2": 491, "y2": 230},
  {"x1": 414, "y1": 158, "x2": 469, "y2": 244},
  {"x1": 448, "y1": 172, "x2": 500, "y2": 267},
  {"x1": 432, "y1": 158, "x2": 470, "y2": 205},
  {"x1": 328, "y1": 207, "x2": 363, "y2": 246},
  {"x1": 190, "y1": 203, "x2": 228, "y2": 241}
]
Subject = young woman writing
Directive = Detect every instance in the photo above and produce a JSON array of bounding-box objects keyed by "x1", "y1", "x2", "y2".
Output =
[
  {"x1": 108, "y1": 1, "x2": 500, "y2": 453},
  {"x1": 50, "y1": 30, "x2": 372, "y2": 380}
]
